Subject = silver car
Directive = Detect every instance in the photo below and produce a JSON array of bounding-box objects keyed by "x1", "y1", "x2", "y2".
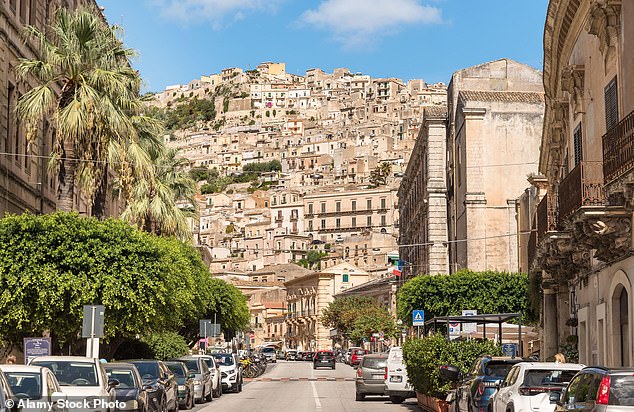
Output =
[
  {"x1": 355, "y1": 354, "x2": 388, "y2": 401},
  {"x1": 553, "y1": 367, "x2": 634, "y2": 412},
  {"x1": 176, "y1": 357, "x2": 213, "y2": 403},
  {"x1": 189, "y1": 355, "x2": 222, "y2": 398},
  {"x1": 1, "y1": 365, "x2": 67, "y2": 412}
]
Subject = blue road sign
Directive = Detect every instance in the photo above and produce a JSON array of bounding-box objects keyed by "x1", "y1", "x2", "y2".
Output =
[{"x1": 412, "y1": 310, "x2": 425, "y2": 326}]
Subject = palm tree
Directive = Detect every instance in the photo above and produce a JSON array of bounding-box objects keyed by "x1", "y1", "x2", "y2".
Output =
[
  {"x1": 15, "y1": 7, "x2": 139, "y2": 212},
  {"x1": 121, "y1": 147, "x2": 197, "y2": 240}
]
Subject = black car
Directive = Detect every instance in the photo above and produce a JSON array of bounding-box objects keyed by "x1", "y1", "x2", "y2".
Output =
[
  {"x1": 105, "y1": 363, "x2": 148, "y2": 412},
  {"x1": 128, "y1": 360, "x2": 178, "y2": 412},
  {"x1": 313, "y1": 351, "x2": 335, "y2": 370},
  {"x1": 164, "y1": 361, "x2": 195, "y2": 410},
  {"x1": 453, "y1": 356, "x2": 523, "y2": 412}
]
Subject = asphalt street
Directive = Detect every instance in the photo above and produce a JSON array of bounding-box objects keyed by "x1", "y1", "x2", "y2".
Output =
[{"x1": 193, "y1": 360, "x2": 423, "y2": 412}]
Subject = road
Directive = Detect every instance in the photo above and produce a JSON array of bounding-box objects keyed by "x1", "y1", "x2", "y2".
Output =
[{"x1": 193, "y1": 360, "x2": 423, "y2": 412}]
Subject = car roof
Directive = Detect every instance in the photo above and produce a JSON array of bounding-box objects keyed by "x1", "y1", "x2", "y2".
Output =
[
  {"x1": 0, "y1": 365, "x2": 48, "y2": 373},
  {"x1": 514, "y1": 362, "x2": 585, "y2": 369},
  {"x1": 581, "y1": 366, "x2": 634, "y2": 374},
  {"x1": 31, "y1": 356, "x2": 99, "y2": 363},
  {"x1": 124, "y1": 359, "x2": 162, "y2": 363},
  {"x1": 362, "y1": 354, "x2": 388, "y2": 359},
  {"x1": 104, "y1": 363, "x2": 136, "y2": 369}
]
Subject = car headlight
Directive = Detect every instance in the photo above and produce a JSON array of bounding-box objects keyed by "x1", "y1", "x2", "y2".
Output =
[
  {"x1": 125, "y1": 400, "x2": 138, "y2": 410},
  {"x1": 193, "y1": 380, "x2": 201, "y2": 385},
  {"x1": 178, "y1": 385, "x2": 186, "y2": 391}
]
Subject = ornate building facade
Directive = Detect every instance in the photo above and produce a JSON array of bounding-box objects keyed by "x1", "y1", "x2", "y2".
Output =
[{"x1": 531, "y1": 0, "x2": 634, "y2": 365}]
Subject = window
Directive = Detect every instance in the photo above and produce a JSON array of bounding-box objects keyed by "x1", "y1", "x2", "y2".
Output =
[
  {"x1": 351, "y1": 200, "x2": 356, "y2": 211},
  {"x1": 321, "y1": 202, "x2": 326, "y2": 213},
  {"x1": 351, "y1": 217, "x2": 356, "y2": 228},
  {"x1": 19, "y1": 0, "x2": 27, "y2": 22},
  {"x1": 6, "y1": 82, "x2": 14, "y2": 153},
  {"x1": 321, "y1": 219, "x2": 326, "y2": 229},
  {"x1": 336, "y1": 218, "x2": 341, "y2": 229},
  {"x1": 605, "y1": 76, "x2": 619, "y2": 131},
  {"x1": 308, "y1": 203, "x2": 313, "y2": 214},
  {"x1": 342, "y1": 274, "x2": 349, "y2": 283},
  {"x1": 366, "y1": 199, "x2": 372, "y2": 210},
  {"x1": 336, "y1": 201, "x2": 341, "y2": 212},
  {"x1": 381, "y1": 215, "x2": 387, "y2": 227},
  {"x1": 380, "y1": 198, "x2": 386, "y2": 209},
  {"x1": 573, "y1": 123, "x2": 583, "y2": 167},
  {"x1": 308, "y1": 220, "x2": 313, "y2": 231}
]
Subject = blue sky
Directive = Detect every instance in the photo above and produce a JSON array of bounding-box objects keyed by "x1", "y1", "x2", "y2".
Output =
[{"x1": 98, "y1": 1, "x2": 549, "y2": 93}]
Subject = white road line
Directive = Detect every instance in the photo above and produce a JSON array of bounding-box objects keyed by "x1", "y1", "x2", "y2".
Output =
[{"x1": 311, "y1": 380, "x2": 322, "y2": 409}]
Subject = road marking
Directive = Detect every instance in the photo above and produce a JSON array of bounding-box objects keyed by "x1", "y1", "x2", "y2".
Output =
[
  {"x1": 243, "y1": 377, "x2": 355, "y2": 382},
  {"x1": 311, "y1": 381, "x2": 322, "y2": 410}
]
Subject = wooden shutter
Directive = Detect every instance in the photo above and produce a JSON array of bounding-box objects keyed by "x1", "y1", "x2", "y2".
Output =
[
  {"x1": 573, "y1": 124, "x2": 583, "y2": 167},
  {"x1": 605, "y1": 76, "x2": 619, "y2": 131}
]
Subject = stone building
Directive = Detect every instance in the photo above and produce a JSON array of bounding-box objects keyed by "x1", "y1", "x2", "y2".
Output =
[
  {"x1": 446, "y1": 59, "x2": 545, "y2": 273},
  {"x1": 398, "y1": 106, "x2": 449, "y2": 276},
  {"x1": 284, "y1": 262, "x2": 369, "y2": 351},
  {"x1": 530, "y1": 0, "x2": 634, "y2": 366},
  {"x1": 0, "y1": 0, "x2": 103, "y2": 216}
]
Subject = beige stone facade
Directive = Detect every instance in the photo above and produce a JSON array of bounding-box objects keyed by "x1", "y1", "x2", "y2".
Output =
[
  {"x1": 446, "y1": 59, "x2": 545, "y2": 274},
  {"x1": 284, "y1": 262, "x2": 369, "y2": 350},
  {"x1": 530, "y1": 0, "x2": 634, "y2": 366}
]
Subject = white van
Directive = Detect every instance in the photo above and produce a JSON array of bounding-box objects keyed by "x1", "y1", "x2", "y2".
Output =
[{"x1": 384, "y1": 347, "x2": 416, "y2": 404}]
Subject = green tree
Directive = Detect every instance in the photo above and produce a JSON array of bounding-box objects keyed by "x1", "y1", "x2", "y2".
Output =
[
  {"x1": 15, "y1": 7, "x2": 140, "y2": 212},
  {"x1": 143, "y1": 332, "x2": 189, "y2": 360},
  {"x1": 368, "y1": 162, "x2": 392, "y2": 187},
  {"x1": 348, "y1": 306, "x2": 398, "y2": 343},
  {"x1": 321, "y1": 296, "x2": 395, "y2": 343},
  {"x1": 397, "y1": 270, "x2": 534, "y2": 325},
  {"x1": 297, "y1": 250, "x2": 327, "y2": 270}
]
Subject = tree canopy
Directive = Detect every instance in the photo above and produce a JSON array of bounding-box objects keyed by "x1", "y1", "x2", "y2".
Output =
[
  {"x1": 397, "y1": 270, "x2": 534, "y2": 325},
  {"x1": 321, "y1": 296, "x2": 397, "y2": 344},
  {"x1": 0, "y1": 212, "x2": 248, "y2": 357}
]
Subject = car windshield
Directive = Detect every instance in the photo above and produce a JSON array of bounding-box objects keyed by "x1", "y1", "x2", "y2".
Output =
[
  {"x1": 363, "y1": 358, "x2": 387, "y2": 369},
  {"x1": 32, "y1": 361, "x2": 98, "y2": 387},
  {"x1": 484, "y1": 362, "x2": 516, "y2": 377},
  {"x1": 201, "y1": 358, "x2": 214, "y2": 369},
  {"x1": 611, "y1": 375, "x2": 634, "y2": 406},
  {"x1": 317, "y1": 352, "x2": 333, "y2": 359},
  {"x1": 212, "y1": 355, "x2": 234, "y2": 366},
  {"x1": 5, "y1": 372, "x2": 42, "y2": 399},
  {"x1": 105, "y1": 369, "x2": 137, "y2": 389},
  {"x1": 132, "y1": 362, "x2": 160, "y2": 380},
  {"x1": 165, "y1": 362, "x2": 186, "y2": 378},
  {"x1": 262, "y1": 348, "x2": 275, "y2": 353},
  {"x1": 184, "y1": 360, "x2": 200, "y2": 373},
  {"x1": 522, "y1": 369, "x2": 578, "y2": 387}
]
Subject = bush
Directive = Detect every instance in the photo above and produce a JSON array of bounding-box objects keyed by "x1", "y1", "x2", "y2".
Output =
[
  {"x1": 402, "y1": 334, "x2": 501, "y2": 398},
  {"x1": 143, "y1": 332, "x2": 189, "y2": 360}
]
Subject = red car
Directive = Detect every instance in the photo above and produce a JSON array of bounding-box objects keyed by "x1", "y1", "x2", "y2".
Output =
[{"x1": 350, "y1": 349, "x2": 369, "y2": 367}]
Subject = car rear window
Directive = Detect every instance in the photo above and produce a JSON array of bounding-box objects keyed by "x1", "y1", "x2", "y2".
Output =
[
  {"x1": 388, "y1": 349, "x2": 403, "y2": 362},
  {"x1": 184, "y1": 360, "x2": 200, "y2": 373},
  {"x1": 133, "y1": 362, "x2": 160, "y2": 380},
  {"x1": 610, "y1": 375, "x2": 634, "y2": 406},
  {"x1": 31, "y1": 361, "x2": 98, "y2": 387},
  {"x1": 522, "y1": 369, "x2": 578, "y2": 387},
  {"x1": 354, "y1": 349, "x2": 365, "y2": 355},
  {"x1": 484, "y1": 362, "x2": 516, "y2": 378},
  {"x1": 317, "y1": 352, "x2": 333, "y2": 359},
  {"x1": 5, "y1": 372, "x2": 42, "y2": 399},
  {"x1": 363, "y1": 358, "x2": 387, "y2": 369}
]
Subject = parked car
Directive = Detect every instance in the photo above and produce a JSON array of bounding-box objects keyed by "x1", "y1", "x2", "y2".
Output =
[
  {"x1": 1, "y1": 365, "x2": 67, "y2": 412},
  {"x1": 285, "y1": 350, "x2": 298, "y2": 361},
  {"x1": 551, "y1": 366, "x2": 634, "y2": 412},
  {"x1": 163, "y1": 361, "x2": 195, "y2": 410},
  {"x1": 313, "y1": 351, "x2": 335, "y2": 370},
  {"x1": 355, "y1": 353, "x2": 388, "y2": 401},
  {"x1": 0, "y1": 368, "x2": 22, "y2": 412},
  {"x1": 30, "y1": 356, "x2": 118, "y2": 412},
  {"x1": 260, "y1": 347, "x2": 277, "y2": 363},
  {"x1": 350, "y1": 349, "x2": 368, "y2": 367},
  {"x1": 492, "y1": 362, "x2": 584, "y2": 412},
  {"x1": 188, "y1": 355, "x2": 222, "y2": 398},
  {"x1": 211, "y1": 353, "x2": 242, "y2": 393},
  {"x1": 384, "y1": 346, "x2": 416, "y2": 404},
  {"x1": 128, "y1": 360, "x2": 178, "y2": 412},
  {"x1": 175, "y1": 357, "x2": 212, "y2": 403},
  {"x1": 345, "y1": 347, "x2": 361, "y2": 365},
  {"x1": 104, "y1": 363, "x2": 148, "y2": 412}
]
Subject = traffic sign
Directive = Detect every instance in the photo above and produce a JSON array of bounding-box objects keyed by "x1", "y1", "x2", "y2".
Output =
[{"x1": 412, "y1": 310, "x2": 425, "y2": 326}]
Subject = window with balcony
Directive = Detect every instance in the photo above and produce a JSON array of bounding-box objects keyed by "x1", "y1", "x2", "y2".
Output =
[
  {"x1": 573, "y1": 123, "x2": 583, "y2": 167},
  {"x1": 381, "y1": 214, "x2": 387, "y2": 227},
  {"x1": 367, "y1": 199, "x2": 372, "y2": 210},
  {"x1": 336, "y1": 201, "x2": 341, "y2": 212},
  {"x1": 308, "y1": 220, "x2": 313, "y2": 231},
  {"x1": 605, "y1": 76, "x2": 619, "y2": 131},
  {"x1": 308, "y1": 203, "x2": 313, "y2": 214},
  {"x1": 367, "y1": 216, "x2": 372, "y2": 227},
  {"x1": 321, "y1": 202, "x2": 326, "y2": 213},
  {"x1": 351, "y1": 200, "x2": 356, "y2": 211},
  {"x1": 380, "y1": 198, "x2": 386, "y2": 209},
  {"x1": 336, "y1": 218, "x2": 341, "y2": 229},
  {"x1": 321, "y1": 219, "x2": 326, "y2": 229},
  {"x1": 351, "y1": 217, "x2": 356, "y2": 228}
]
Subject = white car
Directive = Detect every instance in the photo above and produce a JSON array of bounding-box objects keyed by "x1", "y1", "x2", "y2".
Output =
[
  {"x1": 190, "y1": 355, "x2": 223, "y2": 398},
  {"x1": 492, "y1": 362, "x2": 584, "y2": 412},
  {"x1": 211, "y1": 353, "x2": 242, "y2": 393},
  {"x1": 384, "y1": 347, "x2": 416, "y2": 404},
  {"x1": 1, "y1": 365, "x2": 67, "y2": 412},
  {"x1": 29, "y1": 356, "x2": 117, "y2": 412}
]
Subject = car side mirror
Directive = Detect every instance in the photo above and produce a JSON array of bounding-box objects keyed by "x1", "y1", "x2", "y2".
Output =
[
  {"x1": 549, "y1": 392, "x2": 561, "y2": 404},
  {"x1": 439, "y1": 365, "x2": 462, "y2": 382},
  {"x1": 108, "y1": 379, "x2": 120, "y2": 389},
  {"x1": 188, "y1": 372, "x2": 196, "y2": 379}
]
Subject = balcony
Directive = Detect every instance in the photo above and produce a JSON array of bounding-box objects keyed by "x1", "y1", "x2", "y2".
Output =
[
  {"x1": 558, "y1": 161, "x2": 605, "y2": 222},
  {"x1": 536, "y1": 192, "x2": 559, "y2": 240},
  {"x1": 603, "y1": 110, "x2": 634, "y2": 185}
]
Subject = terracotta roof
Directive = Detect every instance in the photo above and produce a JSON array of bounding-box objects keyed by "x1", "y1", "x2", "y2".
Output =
[
  {"x1": 459, "y1": 90, "x2": 544, "y2": 104},
  {"x1": 262, "y1": 301, "x2": 285, "y2": 309},
  {"x1": 251, "y1": 263, "x2": 314, "y2": 278},
  {"x1": 232, "y1": 280, "x2": 285, "y2": 287},
  {"x1": 423, "y1": 106, "x2": 447, "y2": 119}
]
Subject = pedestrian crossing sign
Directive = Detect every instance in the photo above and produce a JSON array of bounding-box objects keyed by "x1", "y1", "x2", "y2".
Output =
[{"x1": 412, "y1": 310, "x2": 425, "y2": 326}]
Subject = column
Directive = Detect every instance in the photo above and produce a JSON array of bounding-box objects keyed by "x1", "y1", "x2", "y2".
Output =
[{"x1": 543, "y1": 288, "x2": 558, "y2": 359}]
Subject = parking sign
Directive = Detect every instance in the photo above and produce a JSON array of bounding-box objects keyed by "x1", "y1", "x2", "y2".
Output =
[{"x1": 412, "y1": 310, "x2": 425, "y2": 326}]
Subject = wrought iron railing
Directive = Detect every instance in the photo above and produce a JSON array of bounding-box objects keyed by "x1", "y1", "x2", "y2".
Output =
[
  {"x1": 536, "y1": 192, "x2": 559, "y2": 240},
  {"x1": 558, "y1": 161, "x2": 605, "y2": 222},
  {"x1": 603, "y1": 110, "x2": 634, "y2": 184}
]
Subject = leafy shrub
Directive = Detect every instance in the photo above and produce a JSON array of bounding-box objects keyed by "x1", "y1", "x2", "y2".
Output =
[
  {"x1": 403, "y1": 334, "x2": 501, "y2": 398},
  {"x1": 144, "y1": 332, "x2": 189, "y2": 360}
]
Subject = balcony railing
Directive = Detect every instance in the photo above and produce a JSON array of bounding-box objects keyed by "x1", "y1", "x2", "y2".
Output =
[
  {"x1": 558, "y1": 161, "x2": 605, "y2": 222},
  {"x1": 536, "y1": 192, "x2": 559, "y2": 240},
  {"x1": 603, "y1": 110, "x2": 634, "y2": 184}
]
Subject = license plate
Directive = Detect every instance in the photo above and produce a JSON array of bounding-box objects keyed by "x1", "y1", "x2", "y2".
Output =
[
  {"x1": 372, "y1": 374, "x2": 384, "y2": 379},
  {"x1": 390, "y1": 376, "x2": 402, "y2": 383}
]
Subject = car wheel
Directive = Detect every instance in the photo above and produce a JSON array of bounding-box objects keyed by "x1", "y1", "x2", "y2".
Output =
[
  {"x1": 390, "y1": 395, "x2": 404, "y2": 404},
  {"x1": 355, "y1": 392, "x2": 365, "y2": 401}
]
